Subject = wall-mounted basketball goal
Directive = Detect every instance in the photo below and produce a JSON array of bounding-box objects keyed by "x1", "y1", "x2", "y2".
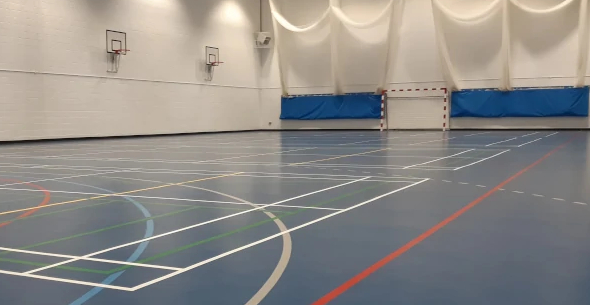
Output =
[
  {"x1": 106, "y1": 30, "x2": 129, "y2": 73},
  {"x1": 205, "y1": 46, "x2": 223, "y2": 81}
]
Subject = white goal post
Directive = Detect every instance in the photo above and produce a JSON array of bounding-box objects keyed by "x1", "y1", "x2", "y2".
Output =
[{"x1": 381, "y1": 88, "x2": 449, "y2": 131}]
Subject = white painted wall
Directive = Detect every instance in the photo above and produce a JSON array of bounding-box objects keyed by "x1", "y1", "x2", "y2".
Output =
[
  {"x1": 259, "y1": 0, "x2": 590, "y2": 130},
  {"x1": 1, "y1": 0, "x2": 589, "y2": 139},
  {"x1": 0, "y1": 0, "x2": 261, "y2": 141}
]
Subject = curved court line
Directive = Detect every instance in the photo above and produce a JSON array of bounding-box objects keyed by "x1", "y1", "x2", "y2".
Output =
[
  {"x1": 0, "y1": 173, "x2": 155, "y2": 303},
  {"x1": 0, "y1": 178, "x2": 51, "y2": 228},
  {"x1": 64, "y1": 181, "x2": 153, "y2": 305},
  {"x1": 104, "y1": 175, "x2": 293, "y2": 305},
  {"x1": 180, "y1": 185, "x2": 292, "y2": 305}
]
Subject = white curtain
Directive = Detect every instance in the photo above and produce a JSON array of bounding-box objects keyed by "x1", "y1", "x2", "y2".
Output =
[
  {"x1": 269, "y1": 0, "x2": 331, "y2": 33},
  {"x1": 331, "y1": 0, "x2": 395, "y2": 29},
  {"x1": 510, "y1": 0, "x2": 577, "y2": 14},
  {"x1": 577, "y1": 0, "x2": 589, "y2": 87},
  {"x1": 432, "y1": 0, "x2": 589, "y2": 90},
  {"x1": 269, "y1": 0, "x2": 404, "y2": 96},
  {"x1": 500, "y1": 0, "x2": 511, "y2": 91}
]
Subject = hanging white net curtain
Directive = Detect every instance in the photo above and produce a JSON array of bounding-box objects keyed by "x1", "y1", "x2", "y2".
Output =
[
  {"x1": 269, "y1": 0, "x2": 331, "y2": 96},
  {"x1": 432, "y1": 0, "x2": 589, "y2": 91},
  {"x1": 269, "y1": 0, "x2": 405, "y2": 96},
  {"x1": 332, "y1": 0, "x2": 404, "y2": 94}
]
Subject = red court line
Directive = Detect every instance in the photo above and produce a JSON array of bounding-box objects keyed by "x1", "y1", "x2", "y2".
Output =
[
  {"x1": 0, "y1": 178, "x2": 51, "y2": 228},
  {"x1": 313, "y1": 136, "x2": 577, "y2": 304}
]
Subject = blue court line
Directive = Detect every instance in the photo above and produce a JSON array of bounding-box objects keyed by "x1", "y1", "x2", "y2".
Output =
[
  {"x1": 65, "y1": 182, "x2": 153, "y2": 305},
  {"x1": 0, "y1": 174, "x2": 153, "y2": 305}
]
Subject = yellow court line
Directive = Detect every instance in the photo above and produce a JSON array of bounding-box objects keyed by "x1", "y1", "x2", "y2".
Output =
[
  {"x1": 288, "y1": 148, "x2": 390, "y2": 166},
  {"x1": 0, "y1": 172, "x2": 244, "y2": 216}
]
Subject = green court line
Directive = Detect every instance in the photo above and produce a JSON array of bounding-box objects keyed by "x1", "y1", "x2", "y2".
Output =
[
  {"x1": 3, "y1": 198, "x2": 289, "y2": 255},
  {"x1": 0, "y1": 203, "x2": 289, "y2": 271},
  {"x1": 0, "y1": 182, "x2": 384, "y2": 274},
  {"x1": 4, "y1": 203, "x2": 289, "y2": 255},
  {"x1": 1, "y1": 205, "x2": 203, "y2": 255},
  {"x1": 4, "y1": 199, "x2": 121, "y2": 223},
  {"x1": 0, "y1": 206, "x2": 205, "y2": 273},
  {"x1": 106, "y1": 182, "x2": 386, "y2": 273}
]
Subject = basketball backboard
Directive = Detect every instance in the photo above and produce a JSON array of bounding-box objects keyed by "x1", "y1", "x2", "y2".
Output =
[
  {"x1": 106, "y1": 30, "x2": 127, "y2": 55},
  {"x1": 205, "y1": 46, "x2": 220, "y2": 65}
]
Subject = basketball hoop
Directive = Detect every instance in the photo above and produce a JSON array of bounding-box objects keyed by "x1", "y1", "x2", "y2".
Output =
[
  {"x1": 108, "y1": 49, "x2": 130, "y2": 73},
  {"x1": 205, "y1": 61, "x2": 223, "y2": 81},
  {"x1": 113, "y1": 49, "x2": 130, "y2": 55}
]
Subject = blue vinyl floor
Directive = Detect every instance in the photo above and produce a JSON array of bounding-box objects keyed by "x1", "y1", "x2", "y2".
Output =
[{"x1": 0, "y1": 130, "x2": 588, "y2": 305}]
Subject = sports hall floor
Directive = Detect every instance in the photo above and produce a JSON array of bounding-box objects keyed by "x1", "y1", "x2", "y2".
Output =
[{"x1": 0, "y1": 130, "x2": 588, "y2": 305}]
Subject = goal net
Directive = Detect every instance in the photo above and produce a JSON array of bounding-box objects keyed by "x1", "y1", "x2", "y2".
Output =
[{"x1": 383, "y1": 88, "x2": 449, "y2": 131}]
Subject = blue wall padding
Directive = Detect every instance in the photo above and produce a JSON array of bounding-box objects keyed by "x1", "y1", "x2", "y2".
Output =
[
  {"x1": 451, "y1": 87, "x2": 589, "y2": 118},
  {"x1": 280, "y1": 93, "x2": 382, "y2": 120}
]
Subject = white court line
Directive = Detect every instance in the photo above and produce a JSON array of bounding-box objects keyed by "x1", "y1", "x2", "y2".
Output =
[
  {"x1": 409, "y1": 137, "x2": 456, "y2": 146},
  {"x1": 38, "y1": 146, "x2": 180, "y2": 158},
  {"x1": 3, "y1": 169, "x2": 404, "y2": 183},
  {"x1": 101, "y1": 176, "x2": 349, "y2": 212},
  {"x1": 409, "y1": 167, "x2": 457, "y2": 171},
  {"x1": 545, "y1": 132, "x2": 559, "y2": 138},
  {"x1": 22, "y1": 155, "x2": 477, "y2": 170},
  {"x1": 517, "y1": 138, "x2": 543, "y2": 147},
  {"x1": 533, "y1": 194, "x2": 544, "y2": 197},
  {"x1": 24, "y1": 177, "x2": 370, "y2": 275},
  {"x1": 191, "y1": 147, "x2": 315, "y2": 164},
  {"x1": 1, "y1": 143, "x2": 499, "y2": 150},
  {"x1": 552, "y1": 198, "x2": 565, "y2": 201},
  {"x1": 575, "y1": 202, "x2": 588, "y2": 205},
  {"x1": 0, "y1": 170, "x2": 129, "y2": 188},
  {"x1": 338, "y1": 132, "x2": 440, "y2": 146},
  {"x1": 521, "y1": 132, "x2": 540, "y2": 138},
  {"x1": 0, "y1": 185, "x2": 349, "y2": 211},
  {"x1": 0, "y1": 151, "x2": 396, "y2": 170},
  {"x1": 215, "y1": 138, "x2": 286, "y2": 145},
  {"x1": 464, "y1": 131, "x2": 492, "y2": 137},
  {"x1": 453, "y1": 150, "x2": 510, "y2": 171},
  {"x1": 130, "y1": 178, "x2": 429, "y2": 291},
  {"x1": 459, "y1": 182, "x2": 469, "y2": 185},
  {"x1": 485, "y1": 137, "x2": 518, "y2": 147},
  {"x1": 255, "y1": 204, "x2": 343, "y2": 211},
  {"x1": 288, "y1": 163, "x2": 455, "y2": 171},
  {"x1": 0, "y1": 269, "x2": 133, "y2": 291},
  {"x1": 442, "y1": 180, "x2": 452, "y2": 183},
  {"x1": 0, "y1": 164, "x2": 116, "y2": 173},
  {"x1": 0, "y1": 169, "x2": 80, "y2": 177},
  {"x1": 0, "y1": 162, "x2": 424, "y2": 180},
  {"x1": 0, "y1": 247, "x2": 181, "y2": 271},
  {"x1": 273, "y1": 154, "x2": 484, "y2": 159},
  {"x1": 476, "y1": 185, "x2": 486, "y2": 188},
  {"x1": 513, "y1": 191, "x2": 524, "y2": 194},
  {"x1": 337, "y1": 139, "x2": 387, "y2": 146},
  {"x1": 35, "y1": 160, "x2": 448, "y2": 174},
  {"x1": 403, "y1": 149, "x2": 475, "y2": 169}
]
